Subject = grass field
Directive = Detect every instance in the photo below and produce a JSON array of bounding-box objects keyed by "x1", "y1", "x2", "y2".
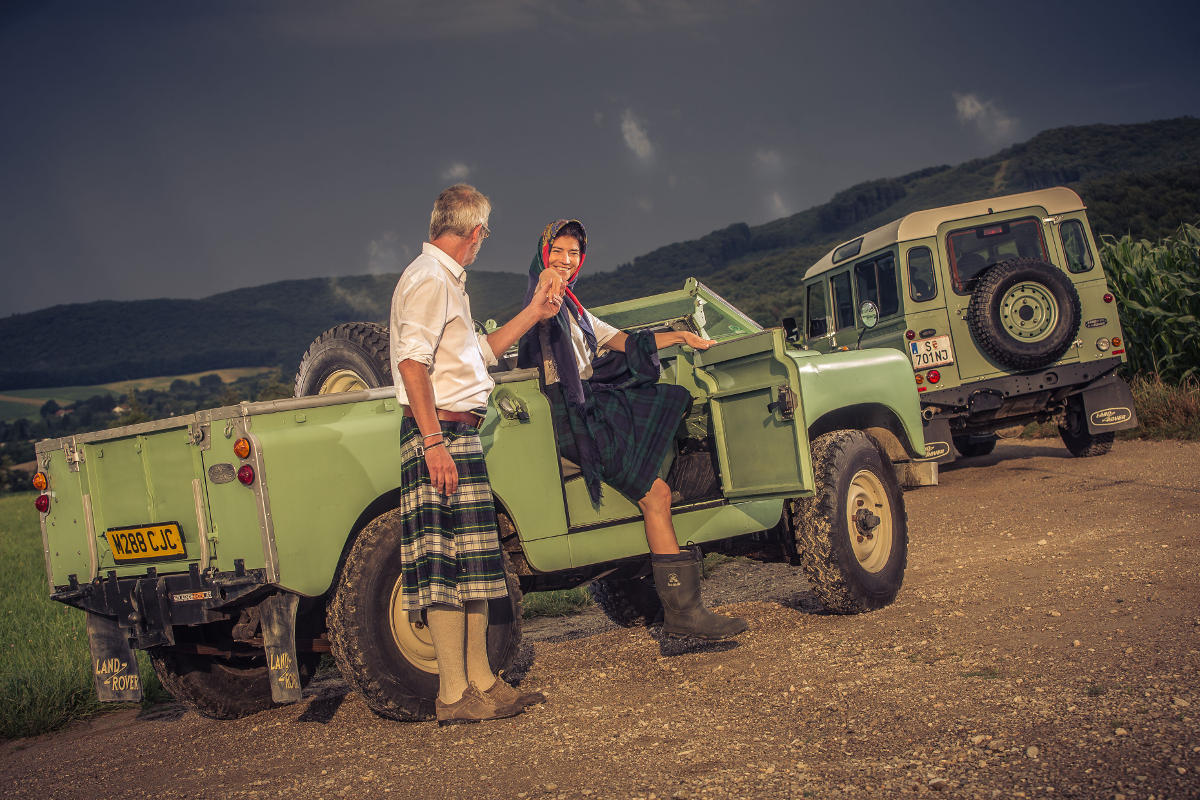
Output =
[
  {"x1": 0, "y1": 493, "x2": 164, "y2": 739},
  {"x1": 0, "y1": 367, "x2": 276, "y2": 422}
]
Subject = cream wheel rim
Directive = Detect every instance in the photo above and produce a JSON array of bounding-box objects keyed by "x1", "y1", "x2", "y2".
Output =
[
  {"x1": 846, "y1": 469, "x2": 893, "y2": 573},
  {"x1": 318, "y1": 369, "x2": 369, "y2": 394},
  {"x1": 388, "y1": 580, "x2": 439, "y2": 674}
]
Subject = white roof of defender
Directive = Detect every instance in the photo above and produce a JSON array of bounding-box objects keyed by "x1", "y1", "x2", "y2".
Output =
[{"x1": 804, "y1": 186, "x2": 1085, "y2": 280}]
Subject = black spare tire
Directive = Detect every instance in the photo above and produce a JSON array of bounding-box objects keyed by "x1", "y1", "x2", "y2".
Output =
[
  {"x1": 966, "y1": 258, "x2": 1081, "y2": 372},
  {"x1": 294, "y1": 322, "x2": 392, "y2": 397}
]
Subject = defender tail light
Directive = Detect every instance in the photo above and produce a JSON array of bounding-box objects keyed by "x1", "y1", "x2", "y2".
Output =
[
  {"x1": 233, "y1": 437, "x2": 252, "y2": 459},
  {"x1": 237, "y1": 465, "x2": 255, "y2": 486},
  {"x1": 1111, "y1": 337, "x2": 1122, "y2": 348},
  {"x1": 1096, "y1": 337, "x2": 1111, "y2": 351},
  {"x1": 914, "y1": 373, "x2": 924, "y2": 385},
  {"x1": 32, "y1": 471, "x2": 48, "y2": 491},
  {"x1": 905, "y1": 329, "x2": 916, "y2": 340},
  {"x1": 35, "y1": 494, "x2": 50, "y2": 513},
  {"x1": 927, "y1": 369, "x2": 941, "y2": 384},
  {"x1": 1103, "y1": 293, "x2": 1114, "y2": 303}
]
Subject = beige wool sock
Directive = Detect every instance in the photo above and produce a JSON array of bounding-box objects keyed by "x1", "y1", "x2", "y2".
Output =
[
  {"x1": 425, "y1": 603, "x2": 469, "y2": 704},
  {"x1": 464, "y1": 599, "x2": 496, "y2": 692}
]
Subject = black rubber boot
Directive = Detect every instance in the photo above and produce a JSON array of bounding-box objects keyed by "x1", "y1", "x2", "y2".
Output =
[{"x1": 651, "y1": 547, "x2": 748, "y2": 640}]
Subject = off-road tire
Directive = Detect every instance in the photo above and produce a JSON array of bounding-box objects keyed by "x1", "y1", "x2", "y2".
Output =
[
  {"x1": 966, "y1": 258, "x2": 1081, "y2": 372},
  {"x1": 148, "y1": 632, "x2": 320, "y2": 720},
  {"x1": 953, "y1": 434, "x2": 998, "y2": 458},
  {"x1": 790, "y1": 430, "x2": 907, "y2": 613},
  {"x1": 327, "y1": 507, "x2": 523, "y2": 721},
  {"x1": 589, "y1": 572, "x2": 663, "y2": 628},
  {"x1": 1059, "y1": 397, "x2": 1115, "y2": 458},
  {"x1": 294, "y1": 322, "x2": 392, "y2": 397}
]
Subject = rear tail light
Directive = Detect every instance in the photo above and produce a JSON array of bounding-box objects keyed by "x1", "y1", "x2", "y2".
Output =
[
  {"x1": 927, "y1": 369, "x2": 941, "y2": 384},
  {"x1": 237, "y1": 465, "x2": 255, "y2": 486},
  {"x1": 914, "y1": 373, "x2": 924, "y2": 385},
  {"x1": 905, "y1": 329, "x2": 916, "y2": 340},
  {"x1": 1103, "y1": 293, "x2": 1114, "y2": 303},
  {"x1": 32, "y1": 472, "x2": 48, "y2": 491},
  {"x1": 35, "y1": 494, "x2": 50, "y2": 513},
  {"x1": 1111, "y1": 336, "x2": 1121, "y2": 348}
]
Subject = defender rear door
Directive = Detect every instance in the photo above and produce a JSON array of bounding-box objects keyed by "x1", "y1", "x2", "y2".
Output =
[{"x1": 691, "y1": 328, "x2": 813, "y2": 498}]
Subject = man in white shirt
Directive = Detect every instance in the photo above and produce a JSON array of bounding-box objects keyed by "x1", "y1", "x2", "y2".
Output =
[{"x1": 390, "y1": 184, "x2": 560, "y2": 725}]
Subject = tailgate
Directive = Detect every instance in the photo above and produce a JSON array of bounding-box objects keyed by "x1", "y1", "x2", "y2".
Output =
[{"x1": 39, "y1": 417, "x2": 214, "y2": 587}]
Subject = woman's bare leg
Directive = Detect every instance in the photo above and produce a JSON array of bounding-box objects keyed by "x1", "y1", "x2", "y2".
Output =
[{"x1": 638, "y1": 478, "x2": 681, "y2": 555}]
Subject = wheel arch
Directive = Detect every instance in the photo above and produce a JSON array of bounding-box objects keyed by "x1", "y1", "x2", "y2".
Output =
[{"x1": 808, "y1": 403, "x2": 924, "y2": 460}]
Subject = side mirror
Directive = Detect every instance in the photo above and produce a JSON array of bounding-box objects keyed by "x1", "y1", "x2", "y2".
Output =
[
  {"x1": 781, "y1": 317, "x2": 802, "y2": 345},
  {"x1": 858, "y1": 302, "x2": 879, "y2": 329}
]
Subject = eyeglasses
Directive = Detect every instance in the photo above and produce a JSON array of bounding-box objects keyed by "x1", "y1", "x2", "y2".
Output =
[{"x1": 480, "y1": 223, "x2": 491, "y2": 239}]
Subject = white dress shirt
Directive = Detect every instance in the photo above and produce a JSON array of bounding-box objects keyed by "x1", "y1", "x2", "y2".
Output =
[
  {"x1": 390, "y1": 243, "x2": 498, "y2": 412},
  {"x1": 566, "y1": 307, "x2": 621, "y2": 379}
]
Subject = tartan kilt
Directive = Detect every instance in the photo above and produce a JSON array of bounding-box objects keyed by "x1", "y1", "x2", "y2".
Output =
[{"x1": 396, "y1": 417, "x2": 509, "y2": 611}]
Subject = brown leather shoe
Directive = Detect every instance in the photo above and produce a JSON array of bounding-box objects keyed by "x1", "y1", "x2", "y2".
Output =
[
  {"x1": 435, "y1": 684, "x2": 522, "y2": 726},
  {"x1": 483, "y1": 675, "x2": 546, "y2": 708}
]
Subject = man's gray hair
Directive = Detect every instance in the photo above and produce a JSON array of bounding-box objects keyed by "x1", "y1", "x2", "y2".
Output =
[{"x1": 429, "y1": 184, "x2": 491, "y2": 240}]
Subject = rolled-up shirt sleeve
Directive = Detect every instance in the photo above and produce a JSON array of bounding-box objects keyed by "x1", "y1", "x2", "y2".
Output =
[
  {"x1": 586, "y1": 309, "x2": 622, "y2": 346},
  {"x1": 476, "y1": 333, "x2": 498, "y2": 367},
  {"x1": 390, "y1": 269, "x2": 447, "y2": 367}
]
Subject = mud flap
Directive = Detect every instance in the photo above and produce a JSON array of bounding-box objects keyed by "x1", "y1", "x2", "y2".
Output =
[
  {"x1": 86, "y1": 613, "x2": 143, "y2": 703},
  {"x1": 1078, "y1": 375, "x2": 1139, "y2": 434},
  {"x1": 258, "y1": 593, "x2": 303, "y2": 704},
  {"x1": 918, "y1": 416, "x2": 956, "y2": 463}
]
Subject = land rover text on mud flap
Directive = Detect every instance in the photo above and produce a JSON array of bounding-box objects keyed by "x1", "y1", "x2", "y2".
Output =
[
  {"x1": 34, "y1": 279, "x2": 930, "y2": 721},
  {"x1": 798, "y1": 187, "x2": 1138, "y2": 462}
]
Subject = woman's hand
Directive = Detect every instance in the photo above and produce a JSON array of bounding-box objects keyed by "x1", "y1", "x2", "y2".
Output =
[
  {"x1": 537, "y1": 269, "x2": 565, "y2": 303},
  {"x1": 679, "y1": 331, "x2": 717, "y2": 350},
  {"x1": 530, "y1": 269, "x2": 564, "y2": 320}
]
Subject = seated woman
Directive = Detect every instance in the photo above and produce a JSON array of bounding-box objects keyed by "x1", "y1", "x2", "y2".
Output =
[{"x1": 517, "y1": 219, "x2": 746, "y2": 641}]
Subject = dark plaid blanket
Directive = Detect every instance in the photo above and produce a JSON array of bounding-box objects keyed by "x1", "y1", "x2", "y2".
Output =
[{"x1": 552, "y1": 330, "x2": 692, "y2": 503}]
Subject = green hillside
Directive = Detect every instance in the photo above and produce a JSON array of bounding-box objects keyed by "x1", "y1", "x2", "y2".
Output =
[
  {"x1": 0, "y1": 271, "x2": 527, "y2": 390},
  {"x1": 3, "y1": 117, "x2": 1197, "y2": 390}
]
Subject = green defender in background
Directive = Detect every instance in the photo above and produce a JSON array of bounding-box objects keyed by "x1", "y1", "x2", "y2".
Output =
[
  {"x1": 797, "y1": 187, "x2": 1139, "y2": 462},
  {"x1": 34, "y1": 279, "x2": 930, "y2": 722}
]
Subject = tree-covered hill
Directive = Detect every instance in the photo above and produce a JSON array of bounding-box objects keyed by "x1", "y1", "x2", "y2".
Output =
[
  {"x1": 0, "y1": 271, "x2": 526, "y2": 390},
  {"x1": 4, "y1": 116, "x2": 1197, "y2": 390}
]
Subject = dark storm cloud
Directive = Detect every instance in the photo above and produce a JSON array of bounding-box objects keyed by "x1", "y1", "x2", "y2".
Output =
[{"x1": 1, "y1": 0, "x2": 1198, "y2": 318}]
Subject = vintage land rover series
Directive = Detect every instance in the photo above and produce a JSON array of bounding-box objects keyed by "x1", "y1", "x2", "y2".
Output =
[{"x1": 33, "y1": 279, "x2": 929, "y2": 721}]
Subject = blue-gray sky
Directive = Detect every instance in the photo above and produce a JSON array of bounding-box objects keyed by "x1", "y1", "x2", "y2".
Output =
[{"x1": 2, "y1": 0, "x2": 1198, "y2": 318}]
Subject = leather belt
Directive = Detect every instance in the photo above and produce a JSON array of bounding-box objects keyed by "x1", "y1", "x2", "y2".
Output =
[{"x1": 402, "y1": 407, "x2": 485, "y2": 427}]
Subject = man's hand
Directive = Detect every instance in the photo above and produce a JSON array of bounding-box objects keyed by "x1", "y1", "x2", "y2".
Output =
[
  {"x1": 679, "y1": 331, "x2": 717, "y2": 350},
  {"x1": 425, "y1": 441, "x2": 458, "y2": 496}
]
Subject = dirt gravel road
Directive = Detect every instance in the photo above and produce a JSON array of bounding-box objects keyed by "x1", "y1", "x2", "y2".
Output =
[{"x1": 3, "y1": 439, "x2": 1198, "y2": 799}]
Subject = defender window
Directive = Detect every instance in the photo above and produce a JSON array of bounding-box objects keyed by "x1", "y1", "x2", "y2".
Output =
[
  {"x1": 907, "y1": 246, "x2": 937, "y2": 301},
  {"x1": 854, "y1": 254, "x2": 899, "y2": 317},
  {"x1": 806, "y1": 281, "x2": 829, "y2": 338},
  {"x1": 831, "y1": 272, "x2": 855, "y2": 330},
  {"x1": 945, "y1": 217, "x2": 1049, "y2": 294},
  {"x1": 1060, "y1": 219, "x2": 1095, "y2": 273}
]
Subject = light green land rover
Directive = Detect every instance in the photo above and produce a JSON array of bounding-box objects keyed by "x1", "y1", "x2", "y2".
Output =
[
  {"x1": 796, "y1": 187, "x2": 1138, "y2": 461},
  {"x1": 33, "y1": 279, "x2": 929, "y2": 722}
]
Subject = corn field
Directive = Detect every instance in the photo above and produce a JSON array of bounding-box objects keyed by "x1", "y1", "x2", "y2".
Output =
[{"x1": 1098, "y1": 221, "x2": 1200, "y2": 383}]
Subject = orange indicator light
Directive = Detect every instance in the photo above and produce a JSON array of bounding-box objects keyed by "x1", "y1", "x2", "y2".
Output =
[
  {"x1": 234, "y1": 438, "x2": 252, "y2": 459},
  {"x1": 32, "y1": 472, "x2": 48, "y2": 491}
]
